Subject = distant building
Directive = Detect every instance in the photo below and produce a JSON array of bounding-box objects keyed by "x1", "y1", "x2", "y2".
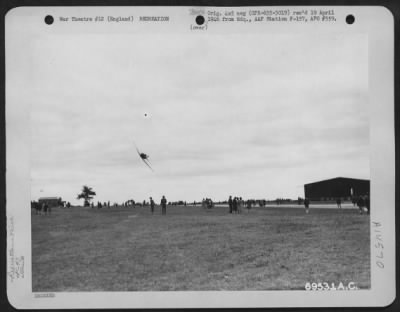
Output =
[
  {"x1": 304, "y1": 177, "x2": 369, "y2": 201},
  {"x1": 38, "y1": 197, "x2": 63, "y2": 207}
]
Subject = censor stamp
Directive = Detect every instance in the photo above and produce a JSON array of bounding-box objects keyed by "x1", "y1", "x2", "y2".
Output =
[{"x1": 372, "y1": 221, "x2": 385, "y2": 269}]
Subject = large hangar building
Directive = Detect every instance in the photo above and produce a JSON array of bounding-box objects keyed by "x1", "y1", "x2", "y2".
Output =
[{"x1": 304, "y1": 177, "x2": 370, "y2": 201}]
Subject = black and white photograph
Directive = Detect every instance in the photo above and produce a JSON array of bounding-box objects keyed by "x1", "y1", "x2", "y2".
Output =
[{"x1": 5, "y1": 6, "x2": 395, "y2": 309}]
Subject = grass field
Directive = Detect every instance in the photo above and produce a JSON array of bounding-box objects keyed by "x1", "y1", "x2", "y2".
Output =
[{"x1": 32, "y1": 205, "x2": 370, "y2": 291}]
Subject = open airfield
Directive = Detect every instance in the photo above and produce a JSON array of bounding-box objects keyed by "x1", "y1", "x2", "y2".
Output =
[{"x1": 32, "y1": 204, "x2": 370, "y2": 291}]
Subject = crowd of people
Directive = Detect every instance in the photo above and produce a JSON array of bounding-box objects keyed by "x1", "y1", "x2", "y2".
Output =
[
  {"x1": 33, "y1": 194, "x2": 371, "y2": 216},
  {"x1": 227, "y1": 196, "x2": 253, "y2": 214},
  {"x1": 87, "y1": 196, "x2": 169, "y2": 215},
  {"x1": 202, "y1": 198, "x2": 214, "y2": 209},
  {"x1": 145, "y1": 195, "x2": 167, "y2": 215},
  {"x1": 90, "y1": 201, "x2": 111, "y2": 209},
  {"x1": 355, "y1": 195, "x2": 370, "y2": 214},
  {"x1": 303, "y1": 195, "x2": 370, "y2": 214},
  {"x1": 31, "y1": 201, "x2": 51, "y2": 215},
  {"x1": 340, "y1": 195, "x2": 370, "y2": 214}
]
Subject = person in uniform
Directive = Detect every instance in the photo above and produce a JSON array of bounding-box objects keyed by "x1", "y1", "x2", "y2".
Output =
[
  {"x1": 233, "y1": 197, "x2": 238, "y2": 214},
  {"x1": 304, "y1": 198, "x2": 310, "y2": 214},
  {"x1": 150, "y1": 197, "x2": 155, "y2": 214},
  {"x1": 161, "y1": 196, "x2": 167, "y2": 215},
  {"x1": 237, "y1": 197, "x2": 241, "y2": 214},
  {"x1": 357, "y1": 196, "x2": 365, "y2": 214},
  {"x1": 365, "y1": 195, "x2": 370, "y2": 214},
  {"x1": 228, "y1": 196, "x2": 233, "y2": 214},
  {"x1": 246, "y1": 199, "x2": 252, "y2": 213}
]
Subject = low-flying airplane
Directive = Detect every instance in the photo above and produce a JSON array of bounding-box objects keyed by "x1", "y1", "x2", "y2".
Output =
[{"x1": 134, "y1": 143, "x2": 154, "y2": 171}]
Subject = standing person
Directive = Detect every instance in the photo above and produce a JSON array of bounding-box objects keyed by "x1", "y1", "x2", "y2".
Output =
[
  {"x1": 233, "y1": 197, "x2": 238, "y2": 214},
  {"x1": 161, "y1": 196, "x2": 167, "y2": 215},
  {"x1": 304, "y1": 198, "x2": 310, "y2": 214},
  {"x1": 365, "y1": 195, "x2": 370, "y2": 214},
  {"x1": 150, "y1": 197, "x2": 155, "y2": 214},
  {"x1": 336, "y1": 197, "x2": 342, "y2": 209},
  {"x1": 357, "y1": 195, "x2": 365, "y2": 214},
  {"x1": 237, "y1": 197, "x2": 242, "y2": 214},
  {"x1": 228, "y1": 196, "x2": 233, "y2": 214},
  {"x1": 246, "y1": 199, "x2": 252, "y2": 213},
  {"x1": 43, "y1": 203, "x2": 49, "y2": 216},
  {"x1": 35, "y1": 202, "x2": 41, "y2": 215}
]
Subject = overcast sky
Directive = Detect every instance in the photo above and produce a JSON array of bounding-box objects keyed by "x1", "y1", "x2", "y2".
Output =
[{"x1": 30, "y1": 33, "x2": 369, "y2": 204}]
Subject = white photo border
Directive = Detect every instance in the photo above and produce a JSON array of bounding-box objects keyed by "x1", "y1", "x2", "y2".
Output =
[{"x1": 5, "y1": 5, "x2": 395, "y2": 309}]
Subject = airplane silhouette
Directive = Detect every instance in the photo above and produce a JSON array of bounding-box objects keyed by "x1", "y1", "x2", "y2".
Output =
[{"x1": 134, "y1": 143, "x2": 154, "y2": 171}]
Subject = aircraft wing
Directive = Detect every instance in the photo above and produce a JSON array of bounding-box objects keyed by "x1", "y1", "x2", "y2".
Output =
[{"x1": 142, "y1": 159, "x2": 154, "y2": 171}]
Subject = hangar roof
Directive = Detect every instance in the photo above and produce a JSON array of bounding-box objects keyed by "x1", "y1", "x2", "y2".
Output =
[{"x1": 304, "y1": 177, "x2": 370, "y2": 186}]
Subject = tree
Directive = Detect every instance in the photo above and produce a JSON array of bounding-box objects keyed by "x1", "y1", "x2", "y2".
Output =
[{"x1": 77, "y1": 185, "x2": 96, "y2": 207}]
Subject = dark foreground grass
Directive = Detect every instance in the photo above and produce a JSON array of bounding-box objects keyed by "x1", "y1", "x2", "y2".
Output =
[{"x1": 32, "y1": 205, "x2": 370, "y2": 291}]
